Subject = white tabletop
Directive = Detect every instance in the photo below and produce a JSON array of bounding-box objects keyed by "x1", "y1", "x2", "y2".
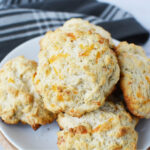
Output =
[{"x1": 0, "y1": 1, "x2": 150, "y2": 150}]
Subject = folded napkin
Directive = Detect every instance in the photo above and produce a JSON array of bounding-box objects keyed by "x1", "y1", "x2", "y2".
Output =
[{"x1": 0, "y1": 0, "x2": 149, "y2": 61}]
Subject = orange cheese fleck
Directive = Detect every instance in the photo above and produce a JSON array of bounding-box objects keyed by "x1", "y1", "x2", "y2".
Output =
[
  {"x1": 92, "y1": 118, "x2": 113, "y2": 133},
  {"x1": 143, "y1": 99, "x2": 150, "y2": 104},
  {"x1": 70, "y1": 109, "x2": 74, "y2": 113},
  {"x1": 45, "y1": 68, "x2": 51, "y2": 76},
  {"x1": 67, "y1": 33, "x2": 76, "y2": 40},
  {"x1": 51, "y1": 104, "x2": 55, "y2": 108},
  {"x1": 136, "y1": 92, "x2": 143, "y2": 98},
  {"x1": 88, "y1": 30, "x2": 92, "y2": 34},
  {"x1": 92, "y1": 125, "x2": 102, "y2": 133},
  {"x1": 49, "y1": 53, "x2": 69, "y2": 64},
  {"x1": 99, "y1": 38, "x2": 104, "y2": 44},
  {"x1": 33, "y1": 72, "x2": 37, "y2": 79},
  {"x1": 73, "y1": 91, "x2": 78, "y2": 94},
  {"x1": 35, "y1": 79, "x2": 40, "y2": 84},
  {"x1": 8, "y1": 78, "x2": 15, "y2": 83},
  {"x1": 96, "y1": 51, "x2": 101, "y2": 64},
  {"x1": 57, "y1": 94, "x2": 64, "y2": 102},
  {"x1": 128, "y1": 81, "x2": 132, "y2": 85},
  {"x1": 79, "y1": 44, "x2": 94, "y2": 56},
  {"x1": 51, "y1": 85, "x2": 57, "y2": 91},
  {"x1": 15, "y1": 90, "x2": 19, "y2": 97},
  {"x1": 96, "y1": 102, "x2": 101, "y2": 106},
  {"x1": 145, "y1": 76, "x2": 150, "y2": 84}
]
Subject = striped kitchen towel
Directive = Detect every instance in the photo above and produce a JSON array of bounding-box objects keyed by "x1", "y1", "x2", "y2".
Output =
[{"x1": 0, "y1": 0, "x2": 149, "y2": 61}]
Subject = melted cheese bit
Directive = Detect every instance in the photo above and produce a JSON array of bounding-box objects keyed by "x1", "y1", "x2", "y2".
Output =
[
  {"x1": 49, "y1": 53, "x2": 69, "y2": 64},
  {"x1": 67, "y1": 33, "x2": 76, "y2": 40},
  {"x1": 145, "y1": 76, "x2": 150, "y2": 84},
  {"x1": 79, "y1": 44, "x2": 94, "y2": 56},
  {"x1": 8, "y1": 78, "x2": 15, "y2": 83},
  {"x1": 92, "y1": 118, "x2": 113, "y2": 133},
  {"x1": 57, "y1": 94, "x2": 64, "y2": 102},
  {"x1": 96, "y1": 51, "x2": 101, "y2": 64}
]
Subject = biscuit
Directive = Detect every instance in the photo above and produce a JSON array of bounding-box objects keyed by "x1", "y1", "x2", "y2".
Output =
[
  {"x1": 62, "y1": 18, "x2": 114, "y2": 47},
  {"x1": 0, "y1": 56, "x2": 56, "y2": 130},
  {"x1": 35, "y1": 21, "x2": 120, "y2": 117},
  {"x1": 40, "y1": 18, "x2": 113, "y2": 51},
  {"x1": 57, "y1": 98, "x2": 138, "y2": 150},
  {"x1": 115, "y1": 42, "x2": 150, "y2": 118}
]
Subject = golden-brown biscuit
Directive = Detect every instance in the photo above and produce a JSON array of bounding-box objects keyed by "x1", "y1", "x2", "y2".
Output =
[
  {"x1": 62, "y1": 18, "x2": 114, "y2": 47},
  {"x1": 0, "y1": 56, "x2": 56, "y2": 130},
  {"x1": 35, "y1": 19, "x2": 120, "y2": 117},
  {"x1": 115, "y1": 41, "x2": 150, "y2": 118},
  {"x1": 57, "y1": 97, "x2": 138, "y2": 150},
  {"x1": 40, "y1": 18, "x2": 113, "y2": 51}
]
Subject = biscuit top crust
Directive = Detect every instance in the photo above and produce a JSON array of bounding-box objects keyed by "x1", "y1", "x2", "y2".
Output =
[
  {"x1": 35, "y1": 19, "x2": 120, "y2": 117},
  {"x1": 57, "y1": 99, "x2": 138, "y2": 150},
  {"x1": 57, "y1": 101, "x2": 138, "y2": 130},
  {"x1": 115, "y1": 41, "x2": 146, "y2": 57},
  {"x1": 115, "y1": 41, "x2": 150, "y2": 118},
  {"x1": 60, "y1": 18, "x2": 113, "y2": 47},
  {"x1": 0, "y1": 56, "x2": 55, "y2": 129},
  {"x1": 40, "y1": 18, "x2": 113, "y2": 51}
]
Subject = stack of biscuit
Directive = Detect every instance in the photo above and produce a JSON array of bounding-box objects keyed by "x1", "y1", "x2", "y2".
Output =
[{"x1": 0, "y1": 18, "x2": 150, "y2": 149}]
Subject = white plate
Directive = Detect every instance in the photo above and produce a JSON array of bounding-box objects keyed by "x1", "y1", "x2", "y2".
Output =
[{"x1": 0, "y1": 36, "x2": 150, "y2": 150}]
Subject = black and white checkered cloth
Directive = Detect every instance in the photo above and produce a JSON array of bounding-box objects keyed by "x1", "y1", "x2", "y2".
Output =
[{"x1": 0, "y1": 0, "x2": 149, "y2": 60}]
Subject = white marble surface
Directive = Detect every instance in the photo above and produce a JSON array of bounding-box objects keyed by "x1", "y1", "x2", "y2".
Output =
[{"x1": 0, "y1": 1, "x2": 150, "y2": 150}]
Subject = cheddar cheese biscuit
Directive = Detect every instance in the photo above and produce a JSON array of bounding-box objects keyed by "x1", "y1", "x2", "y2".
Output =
[
  {"x1": 35, "y1": 22, "x2": 120, "y2": 117},
  {"x1": 115, "y1": 42, "x2": 150, "y2": 118},
  {"x1": 0, "y1": 56, "x2": 56, "y2": 130},
  {"x1": 40, "y1": 18, "x2": 113, "y2": 51},
  {"x1": 57, "y1": 98, "x2": 138, "y2": 150}
]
